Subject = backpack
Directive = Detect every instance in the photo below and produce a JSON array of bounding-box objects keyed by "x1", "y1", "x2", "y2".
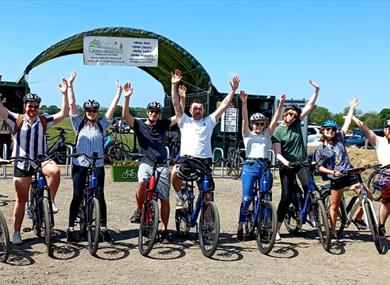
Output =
[
  {"x1": 14, "y1": 114, "x2": 48, "y2": 134},
  {"x1": 75, "y1": 119, "x2": 105, "y2": 148}
]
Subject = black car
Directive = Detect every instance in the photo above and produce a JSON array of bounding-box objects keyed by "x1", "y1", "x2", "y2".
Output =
[{"x1": 346, "y1": 129, "x2": 384, "y2": 148}]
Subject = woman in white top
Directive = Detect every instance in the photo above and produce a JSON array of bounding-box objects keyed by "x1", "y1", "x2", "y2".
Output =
[{"x1": 237, "y1": 91, "x2": 285, "y2": 241}]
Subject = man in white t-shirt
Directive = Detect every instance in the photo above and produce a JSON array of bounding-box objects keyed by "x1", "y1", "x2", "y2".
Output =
[
  {"x1": 352, "y1": 116, "x2": 390, "y2": 236},
  {"x1": 170, "y1": 70, "x2": 240, "y2": 208}
]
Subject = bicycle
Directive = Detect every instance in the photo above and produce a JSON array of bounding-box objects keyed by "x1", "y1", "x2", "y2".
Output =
[
  {"x1": 367, "y1": 164, "x2": 390, "y2": 202},
  {"x1": 225, "y1": 147, "x2": 245, "y2": 180},
  {"x1": 105, "y1": 129, "x2": 131, "y2": 162},
  {"x1": 10, "y1": 155, "x2": 56, "y2": 257},
  {"x1": 136, "y1": 154, "x2": 169, "y2": 256},
  {"x1": 283, "y1": 161, "x2": 331, "y2": 251},
  {"x1": 243, "y1": 158, "x2": 277, "y2": 255},
  {"x1": 47, "y1": 127, "x2": 74, "y2": 165},
  {"x1": 0, "y1": 159, "x2": 10, "y2": 262},
  {"x1": 175, "y1": 156, "x2": 220, "y2": 258},
  {"x1": 71, "y1": 152, "x2": 104, "y2": 256},
  {"x1": 321, "y1": 163, "x2": 387, "y2": 254}
]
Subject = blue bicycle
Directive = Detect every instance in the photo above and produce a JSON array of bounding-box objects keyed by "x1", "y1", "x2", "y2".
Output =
[
  {"x1": 175, "y1": 156, "x2": 220, "y2": 258},
  {"x1": 283, "y1": 161, "x2": 331, "y2": 251},
  {"x1": 243, "y1": 158, "x2": 277, "y2": 255}
]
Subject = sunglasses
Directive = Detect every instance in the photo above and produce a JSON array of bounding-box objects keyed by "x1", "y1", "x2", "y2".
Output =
[
  {"x1": 86, "y1": 109, "x2": 98, "y2": 113},
  {"x1": 149, "y1": 109, "x2": 161, "y2": 114},
  {"x1": 253, "y1": 122, "x2": 265, "y2": 127},
  {"x1": 325, "y1": 127, "x2": 337, "y2": 132},
  {"x1": 27, "y1": 104, "x2": 39, "y2": 110},
  {"x1": 286, "y1": 112, "x2": 299, "y2": 119}
]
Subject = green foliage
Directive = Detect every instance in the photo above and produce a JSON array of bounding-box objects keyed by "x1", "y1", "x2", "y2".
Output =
[
  {"x1": 379, "y1": 108, "x2": 390, "y2": 121},
  {"x1": 309, "y1": 105, "x2": 331, "y2": 124},
  {"x1": 359, "y1": 112, "x2": 382, "y2": 129}
]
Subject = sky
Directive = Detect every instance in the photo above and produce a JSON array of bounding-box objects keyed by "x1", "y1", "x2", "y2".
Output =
[{"x1": 0, "y1": 0, "x2": 389, "y2": 114}]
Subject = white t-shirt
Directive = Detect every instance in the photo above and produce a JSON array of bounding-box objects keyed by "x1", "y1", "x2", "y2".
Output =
[
  {"x1": 375, "y1": 135, "x2": 390, "y2": 166},
  {"x1": 178, "y1": 113, "x2": 217, "y2": 158},
  {"x1": 243, "y1": 130, "x2": 272, "y2": 159}
]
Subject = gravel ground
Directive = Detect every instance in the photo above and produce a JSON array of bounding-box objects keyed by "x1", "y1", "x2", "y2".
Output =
[{"x1": 0, "y1": 160, "x2": 389, "y2": 285}]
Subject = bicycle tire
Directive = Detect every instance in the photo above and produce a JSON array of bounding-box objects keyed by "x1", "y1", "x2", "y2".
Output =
[
  {"x1": 256, "y1": 200, "x2": 277, "y2": 255},
  {"x1": 322, "y1": 190, "x2": 346, "y2": 236},
  {"x1": 367, "y1": 169, "x2": 382, "y2": 202},
  {"x1": 42, "y1": 197, "x2": 53, "y2": 257},
  {"x1": 87, "y1": 197, "x2": 101, "y2": 256},
  {"x1": 29, "y1": 186, "x2": 41, "y2": 237},
  {"x1": 283, "y1": 204, "x2": 302, "y2": 233},
  {"x1": 313, "y1": 199, "x2": 331, "y2": 251},
  {"x1": 198, "y1": 200, "x2": 220, "y2": 258},
  {"x1": 107, "y1": 145, "x2": 128, "y2": 162},
  {"x1": 364, "y1": 201, "x2": 386, "y2": 254},
  {"x1": 138, "y1": 200, "x2": 159, "y2": 256},
  {"x1": 0, "y1": 210, "x2": 10, "y2": 263}
]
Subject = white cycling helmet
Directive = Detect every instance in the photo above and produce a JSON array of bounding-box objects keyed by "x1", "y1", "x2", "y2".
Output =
[{"x1": 250, "y1": 112, "x2": 266, "y2": 123}]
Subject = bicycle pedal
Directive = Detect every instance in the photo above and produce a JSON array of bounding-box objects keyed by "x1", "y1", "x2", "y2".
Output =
[{"x1": 23, "y1": 227, "x2": 32, "y2": 233}]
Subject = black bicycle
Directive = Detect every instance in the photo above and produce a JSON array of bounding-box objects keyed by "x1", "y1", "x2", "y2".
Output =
[
  {"x1": 47, "y1": 127, "x2": 74, "y2": 165},
  {"x1": 72, "y1": 152, "x2": 104, "y2": 256},
  {"x1": 9, "y1": 155, "x2": 56, "y2": 257},
  {"x1": 0, "y1": 159, "x2": 10, "y2": 262}
]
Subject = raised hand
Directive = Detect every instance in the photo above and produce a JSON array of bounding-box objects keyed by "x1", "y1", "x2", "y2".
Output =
[
  {"x1": 178, "y1": 84, "x2": 187, "y2": 98},
  {"x1": 350, "y1": 98, "x2": 359, "y2": 109},
  {"x1": 230, "y1": 75, "x2": 240, "y2": 92},
  {"x1": 280, "y1": 93, "x2": 287, "y2": 105},
  {"x1": 59, "y1": 78, "x2": 68, "y2": 94},
  {"x1": 309, "y1": 80, "x2": 320, "y2": 90},
  {"x1": 124, "y1": 82, "x2": 133, "y2": 98},
  {"x1": 171, "y1": 69, "x2": 182, "y2": 85},
  {"x1": 68, "y1": 71, "x2": 77, "y2": 85},
  {"x1": 239, "y1": 90, "x2": 247, "y2": 102},
  {"x1": 116, "y1": 80, "x2": 123, "y2": 91}
]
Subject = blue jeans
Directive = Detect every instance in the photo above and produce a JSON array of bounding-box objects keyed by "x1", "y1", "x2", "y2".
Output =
[{"x1": 239, "y1": 159, "x2": 272, "y2": 223}]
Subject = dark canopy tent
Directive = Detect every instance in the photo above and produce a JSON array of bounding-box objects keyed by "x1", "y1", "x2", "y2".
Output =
[{"x1": 18, "y1": 27, "x2": 215, "y2": 95}]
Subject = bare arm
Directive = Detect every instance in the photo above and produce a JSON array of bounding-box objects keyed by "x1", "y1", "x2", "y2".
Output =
[
  {"x1": 52, "y1": 78, "x2": 69, "y2": 124},
  {"x1": 67, "y1": 71, "x2": 78, "y2": 116},
  {"x1": 239, "y1": 90, "x2": 250, "y2": 136},
  {"x1": 105, "y1": 80, "x2": 123, "y2": 121},
  {"x1": 121, "y1": 82, "x2": 135, "y2": 128},
  {"x1": 178, "y1": 84, "x2": 187, "y2": 115},
  {"x1": 171, "y1": 69, "x2": 182, "y2": 122},
  {"x1": 268, "y1": 94, "x2": 286, "y2": 136},
  {"x1": 212, "y1": 75, "x2": 240, "y2": 122},
  {"x1": 351, "y1": 115, "x2": 377, "y2": 146},
  {"x1": 300, "y1": 80, "x2": 320, "y2": 120},
  {"x1": 273, "y1": 143, "x2": 290, "y2": 166},
  {"x1": 341, "y1": 98, "x2": 359, "y2": 133}
]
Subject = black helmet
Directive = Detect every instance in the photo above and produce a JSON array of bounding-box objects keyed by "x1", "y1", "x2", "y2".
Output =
[
  {"x1": 284, "y1": 104, "x2": 302, "y2": 115},
  {"x1": 384, "y1": 119, "x2": 390, "y2": 128},
  {"x1": 23, "y1": 93, "x2": 41, "y2": 104},
  {"x1": 83, "y1": 99, "x2": 100, "y2": 110},
  {"x1": 147, "y1": 101, "x2": 163, "y2": 112}
]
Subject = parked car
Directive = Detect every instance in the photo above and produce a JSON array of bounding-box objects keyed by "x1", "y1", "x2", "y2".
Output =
[
  {"x1": 346, "y1": 129, "x2": 384, "y2": 148},
  {"x1": 307, "y1": 125, "x2": 322, "y2": 147}
]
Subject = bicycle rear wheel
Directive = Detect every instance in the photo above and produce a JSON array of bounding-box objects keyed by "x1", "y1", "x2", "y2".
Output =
[
  {"x1": 42, "y1": 197, "x2": 53, "y2": 257},
  {"x1": 87, "y1": 197, "x2": 101, "y2": 256},
  {"x1": 198, "y1": 201, "x2": 220, "y2": 258},
  {"x1": 283, "y1": 204, "x2": 302, "y2": 233},
  {"x1": 323, "y1": 190, "x2": 347, "y2": 236},
  {"x1": 0, "y1": 210, "x2": 10, "y2": 263},
  {"x1": 138, "y1": 200, "x2": 159, "y2": 256},
  {"x1": 312, "y1": 199, "x2": 330, "y2": 251},
  {"x1": 108, "y1": 145, "x2": 129, "y2": 162},
  {"x1": 367, "y1": 169, "x2": 382, "y2": 202},
  {"x1": 256, "y1": 200, "x2": 277, "y2": 255},
  {"x1": 364, "y1": 201, "x2": 386, "y2": 254}
]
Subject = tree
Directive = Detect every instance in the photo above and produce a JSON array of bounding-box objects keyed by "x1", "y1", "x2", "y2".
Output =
[
  {"x1": 309, "y1": 105, "x2": 331, "y2": 125},
  {"x1": 360, "y1": 112, "x2": 382, "y2": 129},
  {"x1": 379, "y1": 108, "x2": 390, "y2": 122}
]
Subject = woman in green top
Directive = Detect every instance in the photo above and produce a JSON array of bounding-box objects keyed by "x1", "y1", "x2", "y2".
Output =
[{"x1": 271, "y1": 80, "x2": 320, "y2": 241}]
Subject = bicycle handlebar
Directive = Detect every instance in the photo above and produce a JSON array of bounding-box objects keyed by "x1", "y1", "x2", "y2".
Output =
[{"x1": 341, "y1": 163, "x2": 382, "y2": 176}]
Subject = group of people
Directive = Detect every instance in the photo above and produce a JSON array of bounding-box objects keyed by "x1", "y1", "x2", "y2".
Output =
[{"x1": 0, "y1": 69, "x2": 389, "y2": 248}]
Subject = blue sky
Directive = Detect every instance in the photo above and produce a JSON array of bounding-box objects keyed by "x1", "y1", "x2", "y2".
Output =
[{"x1": 0, "y1": 0, "x2": 389, "y2": 113}]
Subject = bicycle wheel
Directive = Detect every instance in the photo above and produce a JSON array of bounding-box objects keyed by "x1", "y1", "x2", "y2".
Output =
[
  {"x1": 107, "y1": 145, "x2": 128, "y2": 162},
  {"x1": 367, "y1": 169, "x2": 382, "y2": 201},
  {"x1": 138, "y1": 200, "x2": 159, "y2": 256},
  {"x1": 312, "y1": 199, "x2": 330, "y2": 251},
  {"x1": 198, "y1": 201, "x2": 220, "y2": 258},
  {"x1": 0, "y1": 210, "x2": 10, "y2": 263},
  {"x1": 42, "y1": 197, "x2": 53, "y2": 257},
  {"x1": 257, "y1": 200, "x2": 277, "y2": 255},
  {"x1": 283, "y1": 204, "x2": 302, "y2": 233},
  {"x1": 175, "y1": 210, "x2": 191, "y2": 238},
  {"x1": 363, "y1": 201, "x2": 386, "y2": 254},
  {"x1": 87, "y1": 197, "x2": 101, "y2": 256},
  {"x1": 323, "y1": 190, "x2": 346, "y2": 236},
  {"x1": 29, "y1": 186, "x2": 41, "y2": 237}
]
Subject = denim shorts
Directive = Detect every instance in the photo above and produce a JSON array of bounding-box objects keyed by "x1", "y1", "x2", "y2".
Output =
[
  {"x1": 138, "y1": 162, "x2": 171, "y2": 201},
  {"x1": 13, "y1": 167, "x2": 35, "y2": 177}
]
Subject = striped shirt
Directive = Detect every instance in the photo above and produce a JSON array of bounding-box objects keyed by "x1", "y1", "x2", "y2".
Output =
[
  {"x1": 70, "y1": 113, "x2": 111, "y2": 167},
  {"x1": 6, "y1": 111, "x2": 54, "y2": 171}
]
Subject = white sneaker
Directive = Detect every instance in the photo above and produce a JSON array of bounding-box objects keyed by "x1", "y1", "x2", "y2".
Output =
[
  {"x1": 275, "y1": 231, "x2": 281, "y2": 241},
  {"x1": 12, "y1": 231, "x2": 23, "y2": 245},
  {"x1": 175, "y1": 192, "x2": 188, "y2": 210},
  {"x1": 51, "y1": 201, "x2": 59, "y2": 214}
]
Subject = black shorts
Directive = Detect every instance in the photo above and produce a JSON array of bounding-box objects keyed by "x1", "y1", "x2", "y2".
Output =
[
  {"x1": 13, "y1": 167, "x2": 35, "y2": 178},
  {"x1": 330, "y1": 173, "x2": 360, "y2": 190}
]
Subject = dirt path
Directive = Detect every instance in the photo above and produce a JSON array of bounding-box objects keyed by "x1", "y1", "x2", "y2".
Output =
[{"x1": 0, "y1": 164, "x2": 389, "y2": 285}]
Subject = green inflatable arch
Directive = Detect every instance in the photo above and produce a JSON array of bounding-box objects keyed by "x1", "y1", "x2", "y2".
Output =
[{"x1": 19, "y1": 27, "x2": 214, "y2": 94}]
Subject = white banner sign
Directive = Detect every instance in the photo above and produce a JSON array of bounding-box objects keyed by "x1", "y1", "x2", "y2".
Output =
[
  {"x1": 221, "y1": 107, "x2": 238, "y2": 133},
  {"x1": 83, "y1": 36, "x2": 158, "y2": 67}
]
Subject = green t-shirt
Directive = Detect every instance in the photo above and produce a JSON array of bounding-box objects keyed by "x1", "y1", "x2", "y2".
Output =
[{"x1": 271, "y1": 119, "x2": 307, "y2": 162}]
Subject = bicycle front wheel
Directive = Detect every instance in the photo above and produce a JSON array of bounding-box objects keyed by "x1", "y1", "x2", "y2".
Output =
[
  {"x1": 42, "y1": 197, "x2": 53, "y2": 257},
  {"x1": 257, "y1": 200, "x2": 277, "y2": 254},
  {"x1": 198, "y1": 201, "x2": 220, "y2": 258},
  {"x1": 364, "y1": 201, "x2": 386, "y2": 254},
  {"x1": 0, "y1": 210, "x2": 10, "y2": 263},
  {"x1": 87, "y1": 197, "x2": 101, "y2": 256},
  {"x1": 313, "y1": 199, "x2": 330, "y2": 251},
  {"x1": 138, "y1": 200, "x2": 159, "y2": 256}
]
